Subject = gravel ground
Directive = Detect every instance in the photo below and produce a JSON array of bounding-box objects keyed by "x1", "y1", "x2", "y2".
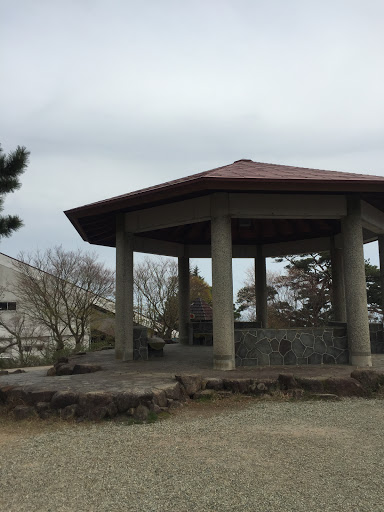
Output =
[{"x1": 1, "y1": 398, "x2": 384, "y2": 512}]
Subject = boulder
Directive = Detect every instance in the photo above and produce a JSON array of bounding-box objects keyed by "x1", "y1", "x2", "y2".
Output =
[
  {"x1": 136, "y1": 389, "x2": 154, "y2": 406},
  {"x1": 278, "y1": 374, "x2": 298, "y2": 390},
  {"x1": 87, "y1": 407, "x2": 108, "y2": 421},
  {"x1": 0, "y1": 385, "x2": 14, "y2": 403},
  {"x1": 115, "y1": 391, "x2": 140, "y2": 412},
  {"x1": 60, "y1": 404, "x2": 78, "y2": 420},
  {"x1": 77, "y1": 391, "x2": 117, "y2": 420},
  {"x1": 5, "y1": 387, "x2": 28, "y2": 405},
  {"x1": 295, "y1": 377, "x2": 325, "y2": 393},
  {"x1": 296, "y1": 376, "x2": 365, "y2": 396},
  {"x1": 203, "y1": 378, "x2": 224, "y2": 391},
  {"x1": 175, "y1": 374, "x2": 203, "y2": 396},
  {"x1": 78, "y1": 391, "x2": 114, "y2": 410},
  {"x1": 156, "y1": 382, "x2": 184, "y2": 401},
  {"x1": 350, "y1": 369, "x2": 384, "y2": 391},
  {"x1": 152, "y1": 389, "x2": 167, "y2": 408},
  {"x1": 51, "y1": 391, "x2": 79, "y2": 409},
  {"x1": 35, "y1": 401, "x2": 51, "y2": 413},
  {"x1": 55, "y1": 364, "x2": 74, "y2": 376},
  {"x1": 167, "y1": 399, "x2": 183, "y2": 410},
  {"x1": 322, "y1": 377, "x2": 365, "y2": 397},
  {"x1": 105, "y1": 402, "x2": 118, "y2": 418},
  {"x1": 249, "y1": 380, "x2": 277, "y2": 394},
  {"x1": 0, "y1": 370, "x2": 9, "y2": 375},
  {"x1": 133, "y1": 404, "x2": 149, "y2": 421},
  {"x1": 26, "y1": 389, "x2": 56, "y2": 405},
  {"x1": 223, "y1": 379, "x2": 252, "y2": 394},
  {"x1": 10, "y1": 369, "x2": 26, "y2": 374},
  {"x1": 46, "y1": 367, "x2": 56, "y2": 376},
  {"x1": 13, "y1": 405, "x2": 37, "y2": 420},
  {"x1": 35, "y1": 401, "x2": 52, "y2": 419},
  {"x1": 149, "y1": 403, "x2": 162, "y2": 414},
  {"x1": 289, "y1": 389, "x2": 305, "y2": 399},
  {"x1": 72, "y1": 364, "x2": 102, "y2": 375}
]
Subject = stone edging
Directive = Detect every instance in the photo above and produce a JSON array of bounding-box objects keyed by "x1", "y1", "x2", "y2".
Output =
[{"x1": 1, "y1": 369, "x2": 383, "y2": 422}]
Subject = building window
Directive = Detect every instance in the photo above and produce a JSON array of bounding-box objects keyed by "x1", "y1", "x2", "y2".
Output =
[{"x1": 0, "y1": 302, "x2": 17, "y2": 311}]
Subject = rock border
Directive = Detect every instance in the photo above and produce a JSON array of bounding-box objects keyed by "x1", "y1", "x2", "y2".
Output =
[
  {"x1": 46, "y1": 357, "x2": 102, "y2": 376},
  {"x1": 1, "y1": 369, "x2": 384, "y2": 422}
]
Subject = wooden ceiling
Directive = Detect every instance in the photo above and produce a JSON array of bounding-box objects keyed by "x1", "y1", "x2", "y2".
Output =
[{"x1": 79, "y1": 212, "x2": 342, "y2": 248}]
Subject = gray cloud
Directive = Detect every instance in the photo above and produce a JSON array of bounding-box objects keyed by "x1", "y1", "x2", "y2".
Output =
[{"x1": 1, "y1": 0, "x2": 384, "y2": 288}]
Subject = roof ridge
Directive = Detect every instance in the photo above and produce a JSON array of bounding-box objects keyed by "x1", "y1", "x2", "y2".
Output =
[
  {"x1": 65, "y1": 162, "x2": 233, "y2": 213},
  {"x1": 65, "y1": 159, "x2": 384, "y2": 217},
  {"x1": 204, "y1": 160, "x2": 382, "y2": 179}
]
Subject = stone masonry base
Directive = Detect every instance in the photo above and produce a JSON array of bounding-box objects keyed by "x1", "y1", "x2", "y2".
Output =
[{"x1": 2, "y1": 369, "x2": 384, "y2": 422}]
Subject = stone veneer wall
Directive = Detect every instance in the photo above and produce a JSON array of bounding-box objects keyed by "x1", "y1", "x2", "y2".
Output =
[
  {"x1": 370, "y1": 323, "x2": 384, "y2": 354},
  {"x1": 135, "y1": 322, "x2": 382, "y2": 364},
  {"x1": 235, "y1": 327, "x2": 349, "y2": 366},
  {"x1": 133, "y1": 326, "x2": 148, "y2": 360}
]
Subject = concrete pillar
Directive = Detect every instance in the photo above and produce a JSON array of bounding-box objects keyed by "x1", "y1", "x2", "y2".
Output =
[
  {"x1": 115, "y1": 214, "x2": 134, "y2": 361},
  {"x1": 255, "y1": 245, "x2": 268, "y2": 327},
  {"x1": 211, "y1": 194, "x2": 235, "y2": 370},
  {"x1": 330, "y1": 236, "x2": 347, "y2": 322},
  {"x1": 341, "y1": 197, "x2": 372, "y2": 366},
  {"x1": 378, "y1": 235, "x2": 384, "y2": 321},
  {"x1": 178, "y1": 255, "x2": 190, "y2": 345}
]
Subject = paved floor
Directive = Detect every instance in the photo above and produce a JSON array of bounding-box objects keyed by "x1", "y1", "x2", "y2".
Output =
[{"x1": 1, "y1": 344, "x2": 384, "y2": 395}]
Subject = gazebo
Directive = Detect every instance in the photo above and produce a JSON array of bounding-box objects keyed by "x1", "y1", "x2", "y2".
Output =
[{"x1": 65, "y1": 159, "x2": 384, "y2": 370}]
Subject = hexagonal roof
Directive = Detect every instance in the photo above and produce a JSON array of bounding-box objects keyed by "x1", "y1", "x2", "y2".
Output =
[{"x1": 65, "y1": 159, "x2": 384, "y2": 247}]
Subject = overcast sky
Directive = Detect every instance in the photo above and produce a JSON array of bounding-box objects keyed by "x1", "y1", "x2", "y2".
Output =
[{"x1": 1, "y1": 0, "x2": 384, "y2": 293}]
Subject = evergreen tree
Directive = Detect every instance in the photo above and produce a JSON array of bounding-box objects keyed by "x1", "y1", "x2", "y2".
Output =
[
  {"x1": 191, "y1": 265, "x2": 201, "y2": 277},
  {"x1": 236, "y1": 253, "x2": 382, "y2": 326},
  {"x1": 0, "y1": 144, "x2": 29, "y2": 239},
  {"x1": 365, "y1": 260, "x2": 381, "y2": 316},
  {"x1": 189, "y1": 265, "x2": 212, "y2": 304},
  {"x1": 275, "y1": 252, "x2": 333, "y2": 326}
]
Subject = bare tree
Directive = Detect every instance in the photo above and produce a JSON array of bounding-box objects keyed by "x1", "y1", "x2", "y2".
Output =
[
  {"x1": 134, "y1": 257, "x2": 179, "y2": 338},
  {"x1": 0, "y1": 284, "x2": 47, "y2": 364},
  {"x1": 236, "y1": 267, "x2": 281, "y2": 322},
  {"x1": 134, "y1": 258, "x2": 212, "y2": 338},
  {"x1": 0, "y1": 311, "x2": 45, "y2": 366},
  {"x1": 13, "y1": 247, "x2": 115, "y2": 351}
]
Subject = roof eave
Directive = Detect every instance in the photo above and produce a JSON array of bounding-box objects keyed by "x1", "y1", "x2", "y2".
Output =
[
  {"x1": 65, "y1": 177, "x2": 384, "y2": 222},
  {"x1": 64, "y1": 211, "x2": 90, "y2": 243}
]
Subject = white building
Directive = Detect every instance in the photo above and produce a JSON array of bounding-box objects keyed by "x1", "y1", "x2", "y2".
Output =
[{"x1": 0, "y1": 252, "x2": 114, "y2": 362}]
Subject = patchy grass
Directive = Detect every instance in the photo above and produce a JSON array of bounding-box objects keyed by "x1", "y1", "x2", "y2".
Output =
[
  {"x1": 111, "y1": 410, "x2": 171, "y2": 426},
  {"x1": 3, "y1": 385, "x2": 384, "y2": 442},
  {"x1": 147, "y1": 411, "x2": 159, "y2": 423},
  {"x1": 0, "y1": 404, "x2": 85, "y2": 447},
  {"x1": 196, "y1": 393, "x2": 214, "y2": 403}
]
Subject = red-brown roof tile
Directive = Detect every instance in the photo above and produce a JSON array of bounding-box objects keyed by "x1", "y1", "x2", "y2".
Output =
[
  {"x1": 64, "y1": 159, "x2": 384, "y2": 246},
  {"x1": 190, "y1": 298, "x2": 213, "y2": 322},
  {"x1": 66, "y1": 159, "x2": 384, "y2": 214}
]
